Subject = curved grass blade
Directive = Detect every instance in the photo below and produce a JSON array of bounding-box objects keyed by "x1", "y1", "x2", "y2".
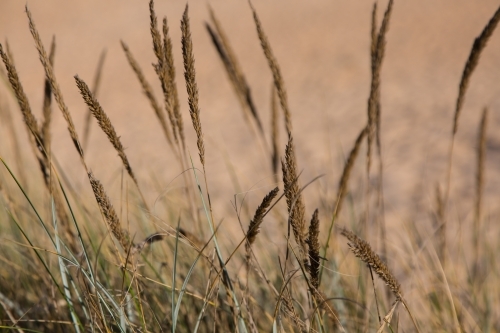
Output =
[
  {"x1": 172, "y1": 218, "x2": 180, "y2": 332},
  {"x1": 172, "y1": 244, "x2": 202, "y2": 331},
  {"x1": 52, "y1": 197, "x2": 82, "y2": 333},
  {"x1": 188, "y1": 155, "x2": 248, "y2": 332}
]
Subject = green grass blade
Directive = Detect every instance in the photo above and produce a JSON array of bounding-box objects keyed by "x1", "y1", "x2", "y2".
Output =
[
  {"x1": 0, "y1": 158, "x2": 57, "y2": 249},
  {"x1": 173, "y1": 245, "x2": 202, "y2": 331},
  {"x1": 189, "y1": 156, "x2": 248, "y2": 333},
  {"x1": 52, "y1": 197, "x2": 83, "y2": 333},
  {"x1": 172, "y1": 218, "x2": 180, "y2": 332}
]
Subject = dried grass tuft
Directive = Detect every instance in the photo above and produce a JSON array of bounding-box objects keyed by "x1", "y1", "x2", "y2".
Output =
[
  {"x1": 433, "y1": 183, "x2": 446, "y2": 261},
  {"x1": 0, "y1": 43, "x2": 45, "y2": 185},
  {"x1": 75, "y1": 76, "x2": 138, "y2": 185},
  {"x1": 121, "y1": 40, "x2": 174, "y2": 149},
  {"x1": 340, "y1": 227, "x2": 402, "y2": 301},
  {"x1": 366, "y1": 0, "x2": 393, "y2": 175},
  {"x1": 88, "y1": 171, "x2": 131, "y2": 251},
  {"x1": 306, "y1": 209, "x2": 320, "y2": 290},
  {"x1": 334, "y1": 127, "x2": 367, "y2": 219},
  {"x1": 442, "y1": 6, "x2": 500, "y2": 265},
  {"x1": 250, "y1": 3, "x2": 292, "y2": 137},
  {"x1": 26, "y1": 6, "x2": 85, "y2": 160},
  {"x1": 270, "y1": 84, "x2": 280, "y2": 181},
  {"x1": 206, "y1": 6, "x2": 263, "y2": 135},
  {"x1": 453, "y1": 6, "x2": 500, "y2": 135},
  {"x1": 41, "y1": 36, "x2": 56, "y2": 153},
  {"x1": 1, "y1": 40, "x2": 76, "y2": 250},
  {"x1": 150, "y1": 0, "x2": 179, "y2": 148},
  {"x1": 181, "y1": 4, "x2": 205, "y2": 166},
  {"x1": 0, "y1": 43, "x2": 40, "y2": 144},
  {"x1": 0, "y1": 95, "x2": 27, "y2": 186},
  {"x1": 282, "y1": 137, "x2": 307, "y2": 257},
  {"x1": 82, "y1": 49, "x2": 107, "y2": 151},
  {"x1": 246, "y1": 187, "x2": 279, "y2": 256},
  {"x1": 163, "y1": 17, "x2": 184, "y2": 149}
]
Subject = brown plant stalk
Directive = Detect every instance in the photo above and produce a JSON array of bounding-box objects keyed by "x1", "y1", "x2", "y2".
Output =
[
  {"x1": 340, "y1": 227, "x2": 402, "y2": 301},
  {"x1": 306, "y1": 209, "x2": 320, "y2": 290},
  {"x1": 282, "y1": 137, "x2": 308, "y2": 258},
  {"x1": 443, "y1": 4, "x2": 500, "y2": 262},
  {"x1": 251, "y1": 3, "x2": 292, "y2": 137},
  {"x1": 88, "y1": 171, "x2": 131, "y2": 251},
  {"x1": 121, "y1": 40, "x2": 174, "y2": 150},
  {"x1": 452, "y1": 6, "x2": 500, "y2": 135},
  {"x1": 1, "y1": 39, "x2": 76, "y2": 250},
  {"x1": 41, "y1": 36, "x2": 56, "y2": 153},
  {"x1": 246, "y1": 187, "x2": 279, "y2": 257},
  {"x1": 27, "y1": 6, "x2": 85, "y2": 161},
  {"x1": 206, "y1": 6, "x2": 264, "y2": 135},
  {"x1": 334, "y1": 127, "x2": 367, "y2": 219},
  {"x1": 181, "y1": 5, "x2": 205, "y2": 167},
  {"x1": 150, "y1": 0, "x2": 178, "y2": 145},
  {"x1": 270, "y1": 84, "x2": 280, "y2": 182},
  {"x1": 163, "y1": 17, "x2": 185, "y2": 150},
  {"x1": 366, "y1": 0, "x2": 393, "y2": 176},
  {"x1": 82, "y1": 49, "x2": 107, "y2": 151},
  {"x1": 74, "y1": 76, "x2": 149, "y2": 211},
  {"x1": 474, "y1": 107, "x2": 488, "y2": 272}
]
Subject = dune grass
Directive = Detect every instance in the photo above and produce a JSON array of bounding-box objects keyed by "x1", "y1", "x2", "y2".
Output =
[{"x1": 0, "y1": 1, "x2": 499, "y2": 332}]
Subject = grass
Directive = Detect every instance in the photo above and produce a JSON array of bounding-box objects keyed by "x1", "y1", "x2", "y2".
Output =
[{"x1": 0, "y1": 1, "x2": 499, "y2": 332}]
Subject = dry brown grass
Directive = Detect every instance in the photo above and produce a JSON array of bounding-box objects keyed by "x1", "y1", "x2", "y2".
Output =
[
  {"x1": 206, "y1": 6, "x2": 264, "y2": 136},
  {"x1": 246, "y1": 186, "x2": 279, "y2": 257},
  {"x1": 150, "y1": 0, "x2": 179, "y2": 147},
  {"x1": 270, "y1": 84, "x2": 280, "y2": 182},
  {"x1": 74, "y1": 76, "x2": 150, "y2": 212},
  {"x1": 41, "y1": 36, "x2": 55, "y2": 155},
  {"x1": 0, "y1": 38, "x2": 77, "y2": 251},
  {"x1": 453, "y1": 6, "x2": 500, "y2": 135},
  {"x1": 443, "y1": 4, "x2": 500, "y2": 264},
  {"x1": 306, "y1": 209, "x2": 320, "y2": 290},
  {"x1": 88, "y1": 171, "x2": 131, "y2": 252},
  {"x1": 251, "y1": 3, "x2": 292, "y2": 138},
  {"x1": 27, "y1": 6, "x2": 85, "y2": 162},
  {"x1": 366, "y1": 0, "x2": 393, "y2": 176},
  {"x1": 163, "y1": 16, "x2": 185, "y2": 151},
  {"x1": 282, "y1": 137, "x2": 308, "y2": 261},
  {"x1": 340, "y1": 227, "x2": 402, "y2": 301},
  {"x1": 181, "y1": 5, "x2": 205, "y2": 167},
  {"x1": 334, "y1": 126, "x2": 367, "y2": 220},
  {"x1": 121, "y1": 40, "x2": 174, "y2": 150},
  {"x1": 1, "y1": 2, "x2": 499, "y2": 332},
  {"x1": 82, "y1": 49, "x2": 106, "y2": 151},
  {"x1": 0, "y1": 43, "x2": 41, "y2": 149}
]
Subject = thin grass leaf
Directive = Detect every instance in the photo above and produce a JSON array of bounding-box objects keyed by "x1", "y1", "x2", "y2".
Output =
[
  {"x1": 172, "y1": 242, "x2": 202, "y2": 331},
  {"x1": 52, "y1": 198, "x2": 82, "y2": 333},
  {"x1": 188, "y1": 155, "x2": 247, "y2": 333},
  {"x1": 1, "y1": 157, "x2": 57, "y2": 249},
  {"x1": 172, "y1": 218, "x2": 180, "y2": 333}
]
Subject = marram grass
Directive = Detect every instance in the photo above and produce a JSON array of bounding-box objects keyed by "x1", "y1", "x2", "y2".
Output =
[{"x1": 0, "y1": 2, "x2": 499, "y2": 333}]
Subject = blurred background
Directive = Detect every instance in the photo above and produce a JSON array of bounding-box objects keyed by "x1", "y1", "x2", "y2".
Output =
[{"x1": 1, "y1": 0, "x2": 500, "y2": 233}]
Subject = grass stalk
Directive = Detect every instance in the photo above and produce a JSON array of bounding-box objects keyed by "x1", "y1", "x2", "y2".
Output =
[
  {"x1": 443, "y1": 5, "x2": 500, "y2": 263},
  {"x1": 82, "y1": 49, "x2": 107, "y2": 151},
  {"x1": 121, "y1": 40, "x2": 176, "y2": 152},
  {"x1": 74, "y1": 75, "x2": 150, "y2": 212},
  {"x1": 206, "y1": 6, "x2": 264, "y2": 136},
  {"x1": 250, "y1": 2, "x2": 292, "y2": 137}
]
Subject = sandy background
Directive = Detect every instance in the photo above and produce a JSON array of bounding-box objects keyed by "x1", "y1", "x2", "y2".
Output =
[{"x1": 1, "y1": 1, "x2": 500, "y2": 237}]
